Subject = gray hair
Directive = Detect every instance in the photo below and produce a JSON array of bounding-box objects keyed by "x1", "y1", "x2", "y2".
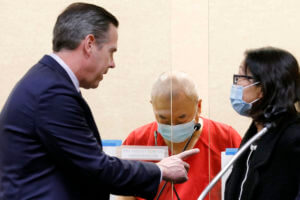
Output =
[
  {"x1": 151, "y1": 71, "x2": 199, "y2": 103},
  {"x1": 52, "y1": 3, "x2": 119, "y2": 52}
]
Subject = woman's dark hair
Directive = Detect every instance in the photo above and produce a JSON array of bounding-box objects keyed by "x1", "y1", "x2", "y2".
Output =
[{"x1": 244, "y1": 47, "x2": 300, "y2": 122}]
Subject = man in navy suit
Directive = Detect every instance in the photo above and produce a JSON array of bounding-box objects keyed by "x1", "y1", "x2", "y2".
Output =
[{"x1": 0, "y1": 3, "x2": 199, "y2": 200}]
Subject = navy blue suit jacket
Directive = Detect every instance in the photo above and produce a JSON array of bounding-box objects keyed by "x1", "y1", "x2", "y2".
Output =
[{"x1": 0, "y1": 55, "x2": 160, "y2": 200}]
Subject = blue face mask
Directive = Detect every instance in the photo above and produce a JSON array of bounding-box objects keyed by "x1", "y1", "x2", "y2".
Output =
[
  {"x1": 230, "y1": 82, "x2": 260, "y2": 116},
  {"x1": 157, "y1": 120, "x2": 196, "y2": 143}
]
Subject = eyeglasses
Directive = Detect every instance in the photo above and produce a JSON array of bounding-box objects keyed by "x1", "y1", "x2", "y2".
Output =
[{"x1": 233, "y1": 74, "x2": 254, "y2": 84}]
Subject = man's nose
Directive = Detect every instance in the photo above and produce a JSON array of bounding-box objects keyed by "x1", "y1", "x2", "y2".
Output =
[{"x1": 109, "y1": 59, "x2": 115, "y2": 68}]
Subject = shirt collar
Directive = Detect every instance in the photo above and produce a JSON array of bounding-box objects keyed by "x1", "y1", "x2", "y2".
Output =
[{"x1": 49, "y1": 53, "x2": 80, "y2": 92}]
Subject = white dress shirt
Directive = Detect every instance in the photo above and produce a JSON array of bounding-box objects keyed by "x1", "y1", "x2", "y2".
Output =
[{"x1": 49, "y1": 53, "x2": 80, "y2": 92}]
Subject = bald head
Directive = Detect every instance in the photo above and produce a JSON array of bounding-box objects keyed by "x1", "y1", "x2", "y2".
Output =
[{"x1": 151, "y1": 71, "x2": 199, "y2": 104}]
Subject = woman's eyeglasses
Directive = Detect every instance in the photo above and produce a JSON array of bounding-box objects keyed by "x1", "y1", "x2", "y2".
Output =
[{"x1": 233, "y1": 74, "x2": 254, "y2": 84}]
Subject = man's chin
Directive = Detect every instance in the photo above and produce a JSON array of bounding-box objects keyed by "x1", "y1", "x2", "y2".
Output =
[
  {"x1": 80, "y1": 78, "x2": 102, "y2": 89},
  {"x1": 92, "y1": 79, "x2": 102, "y2": 88},
  {"x1": 81, "y1": 82, "x2": 100, "y2": 89},
  {"x1": 89, "y1": 82, "x2": 100, "y2": 89}
]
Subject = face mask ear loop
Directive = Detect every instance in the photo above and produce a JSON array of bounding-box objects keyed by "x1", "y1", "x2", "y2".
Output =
[
  {"x1": 245, "y1": 82, "x2": 261, "y2": 105},
  {"x1": 249, "y1": 97, "x2": 260, "y2": 104},
  {"x1": 244, "y1": 81, "x2": 260, "y2": 89}
]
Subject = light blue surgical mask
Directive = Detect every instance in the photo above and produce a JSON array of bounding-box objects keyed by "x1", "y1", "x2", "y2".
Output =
[
  {"x1": 157, "y1": 120, "x2": 196, "y2": 143},
  {"x1": 230, "y1": 82, "x2": 260, "y2": 116}
]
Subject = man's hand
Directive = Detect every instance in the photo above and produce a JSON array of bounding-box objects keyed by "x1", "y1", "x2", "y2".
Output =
[{"x1": 156, "y1": 148, "x2": 200, "y2": 183}]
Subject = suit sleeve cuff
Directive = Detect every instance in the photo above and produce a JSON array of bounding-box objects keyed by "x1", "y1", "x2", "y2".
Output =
[{"x1": 157, "y1": 165, "x2": 163, "y2": 182}]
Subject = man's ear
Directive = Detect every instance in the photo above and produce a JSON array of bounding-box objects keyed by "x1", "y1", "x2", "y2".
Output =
[
  {"x1": 83, "y1": 34, "x2": 96, "y2": 56},
  {"x1": 197, "y1": 99, "x2": 202, "y2": 116}
]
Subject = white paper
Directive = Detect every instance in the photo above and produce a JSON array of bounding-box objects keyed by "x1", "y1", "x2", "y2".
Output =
[{"x1": 120, "y1": 145, "x2": 168, "y2": 160}]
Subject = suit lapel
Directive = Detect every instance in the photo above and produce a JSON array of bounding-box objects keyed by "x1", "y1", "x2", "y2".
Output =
[
  {"x1": 39, "y1": 55, "x2": 75, "y2": 88},
  {"x1": 79, "y1": 96, "x2": 102, "y2": 148}
]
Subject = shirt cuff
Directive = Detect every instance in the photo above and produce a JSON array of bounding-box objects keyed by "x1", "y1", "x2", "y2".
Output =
[{"x1": 157, "y1": 165, "x2": 163, "y2": 182}]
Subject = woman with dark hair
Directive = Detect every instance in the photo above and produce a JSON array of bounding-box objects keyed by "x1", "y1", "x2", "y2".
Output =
[{"x1": 225, "y1": 47, "x2": 300, "y2": 200}]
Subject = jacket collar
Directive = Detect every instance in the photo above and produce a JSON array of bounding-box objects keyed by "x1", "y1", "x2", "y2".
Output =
[
  {"x1": 39, "y1": 55, "x2": 75, "y2": 91},
  {"x1": 243, "y1": 113, "x2": 299, "y2": 169}
]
